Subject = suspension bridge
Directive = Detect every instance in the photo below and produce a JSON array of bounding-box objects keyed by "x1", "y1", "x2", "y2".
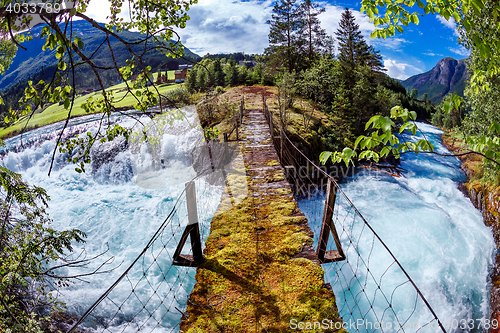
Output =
[{"x1": 67, "y1": 98, "x2": 448, "y2": 333}]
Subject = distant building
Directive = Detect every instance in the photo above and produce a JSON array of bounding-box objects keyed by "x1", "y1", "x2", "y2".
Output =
[
  {"x1": 178, "y1": 64, "x2": 193, "y2": 70},
  {"x1": 174, "y1": 68, "x2": 189, "y2": 83}
]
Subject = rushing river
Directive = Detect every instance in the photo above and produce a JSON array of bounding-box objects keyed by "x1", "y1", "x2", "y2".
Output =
[
  {"x1": 298, "y1": 122, "x2": 496, "y2": 332},
  {"x1": 1, "y1": 113, "x2": 496, "y2": 332},
  {"x1": 1, "y1": 107, "x2": 225, "y2": 331}
]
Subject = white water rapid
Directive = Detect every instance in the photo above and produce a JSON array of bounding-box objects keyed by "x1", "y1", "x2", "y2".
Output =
[
  {"x1": 298, "y1": 122, "x2": 496, "y2": 333},
  {"x1": 2, "y1": 113, "x2": 495, "y2": 332},
  {"x1": 1, "y1": 107, "x2": 224, "y2": 332}
]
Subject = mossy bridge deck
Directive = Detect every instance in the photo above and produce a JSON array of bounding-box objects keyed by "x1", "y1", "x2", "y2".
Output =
[
  {"x1": 180, "y1": 108, "x2": 343, "y2": 332},
  {"x1": 68, "y1": 102, "x2": 447, "y2": 333}
]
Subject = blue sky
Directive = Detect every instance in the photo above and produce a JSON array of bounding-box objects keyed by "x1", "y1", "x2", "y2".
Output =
[{"x1": 85, "y1": 0, "x2": 469, "y2": 80}]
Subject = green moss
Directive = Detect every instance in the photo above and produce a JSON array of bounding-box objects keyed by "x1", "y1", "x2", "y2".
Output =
[
  {"x1": 182, "y1": 96, "x2": 344, "y2": 333},
  {"x1": 266, "y1": 159, "x2": 280, "y2": 166}
]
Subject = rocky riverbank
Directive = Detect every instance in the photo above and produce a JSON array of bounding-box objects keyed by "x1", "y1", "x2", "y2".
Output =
[{"x1": 442, "y1": 134, "x2": 500, "y2": 322}]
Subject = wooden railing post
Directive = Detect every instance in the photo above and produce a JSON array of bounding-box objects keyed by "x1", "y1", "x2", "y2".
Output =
[
  {"x1": 316, "y1": 179, "x2": 345, "y2": 263},
  {"x1": 235, "y1": 117, "x2": 239, "y2": 141},
  {"x1": 240, "y1": 98, "x2": 244, "y2": 122},
  {"x1": 172, "y1": 181, "x2": 205, "y2": 266},
  {"x1": 280, "y1": 128, "x2": 284, "y2": 161},
  {"x1": 268, "y1": 107, "x2": 274, "y2": 139}
]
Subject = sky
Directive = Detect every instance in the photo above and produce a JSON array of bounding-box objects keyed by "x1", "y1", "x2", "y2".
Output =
[{"x1": 84, "y1": 0, "x2": 469, "y2": 80}]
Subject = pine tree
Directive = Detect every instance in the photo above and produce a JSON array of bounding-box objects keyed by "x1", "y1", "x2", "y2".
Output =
[
  {"x1": 266, "y1": 0, "x2": 301, "y2": 72},
  {"x1": 296, "y1": 0, "x2": 327, "y2": 66},
  {"x1": 334, "y1": 8, "x2": 386, "y2": 135},
  {"x1": 213, "y1": 58, "x2": 225, "y2": 87},
  {"x1": 336, "y1": 8, "x2": 364, "y2": 78},
  {"x1": 336, "y1": 9, "x2": 386, "y2": 86},
  {"x1": 186, "y1": 66, "x2": 198, "y2": 93},
  {"x1": 225, "y1": 57, "x2": 239, "y2": 86}
]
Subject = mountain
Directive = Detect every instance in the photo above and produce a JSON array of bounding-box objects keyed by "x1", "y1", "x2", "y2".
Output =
[
  {"x1": 401, "y1": 57, "x2": 469, "y2": 104},
  {"x1": 0, "y1": 20, "x2": 199, "y2": 91}
]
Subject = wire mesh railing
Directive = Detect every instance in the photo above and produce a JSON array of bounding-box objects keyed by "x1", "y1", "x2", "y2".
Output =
[
  {"x1": 262, "y1": 98, "x2": 447, "y2": 333},
  {"x1": 68, "y1": 98, "x2": 449, "y2": 333},
  {"x1": 67, "y1": 139, "x2": 241, "y2": 333}
]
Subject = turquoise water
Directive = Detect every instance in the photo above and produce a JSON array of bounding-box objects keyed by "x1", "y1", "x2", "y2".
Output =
[
  {"x1": 2, "y1": 115, "x2": 495, "y2": 332},
  {"x1": 1, "y1": 107, "x2": 224, "y2": 332},
  {"x1": 298, "y1": 122, "x2": 495, "y2": 332}
]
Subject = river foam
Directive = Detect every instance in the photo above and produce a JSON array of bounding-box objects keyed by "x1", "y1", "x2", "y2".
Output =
[
  {"x1": 1, "y1": 107, "x2": 223, "y2": 331},
  {"x1": 299, "y1": 122, "x2": 495, "y2": 332}
]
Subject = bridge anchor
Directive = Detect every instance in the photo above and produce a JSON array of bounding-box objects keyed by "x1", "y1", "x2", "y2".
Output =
[
  {"x1": 317, "y1": 179, "x2": 346, "y2": 263},
  {"x1": 173, "y1": 181, "x2": 205, "y2": 267}
]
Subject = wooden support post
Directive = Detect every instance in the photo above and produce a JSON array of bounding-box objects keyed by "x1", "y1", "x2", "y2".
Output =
[
  {"x1": 172, "y1": 181, "x2": 205, "y2": 266},
  {"x1": 207, "y1": 139, "x2": 215, "y2": 172},
  {"x1": 316, "y1": 179, "x2": 346, "y2": 263},
  {"x1": 269, "y1": 108, "x2": 274, "y2": 138},
  {"x1": 280, "y1": 128, "x2": 284, "y2": 161},
  {"x1": 235, "y1": 117, "x2": 239, "y2": 141},
  {"x1": 239, "y1": 104, "x2": 243, "y2": 123},
  {"x1": 224, "y1": 133, "x2": 228, "y2": 142}
]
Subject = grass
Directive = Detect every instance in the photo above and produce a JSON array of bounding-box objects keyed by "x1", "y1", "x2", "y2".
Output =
[{"x1": 0, "y1": 71, "x2": 180, "y2": 139}]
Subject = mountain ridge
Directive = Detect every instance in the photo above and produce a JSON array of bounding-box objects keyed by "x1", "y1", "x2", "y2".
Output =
[
  {"x1": 401, "y1": 56, "x2": 469, "y2": 104},
  {"x1": 0, "y1": 20, "x2": 198, "y2": 91}
]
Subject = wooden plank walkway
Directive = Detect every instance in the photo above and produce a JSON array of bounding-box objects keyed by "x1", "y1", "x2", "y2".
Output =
[{"x1": 180, "y1": 109, "x2": 344, "y2": 332}]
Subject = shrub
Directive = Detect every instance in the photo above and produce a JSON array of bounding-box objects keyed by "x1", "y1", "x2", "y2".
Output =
[
  {"x1": 0, "y1": 166, "x2": 86, "y2": 332},
  {"x1": 160, "y1": 85, "x2": 192, "y2": 106}
]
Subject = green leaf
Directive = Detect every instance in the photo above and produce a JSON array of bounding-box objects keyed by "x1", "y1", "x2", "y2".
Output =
[
  {"x1": 354, "y1": 135, "x2": 365, "y2": 150},
  {"x1": 471, "y1": 0, "x2": 482, "y2": 15},
  {"x1": 443, "y1": 101, "x2": 452, "y2": 114},
  {"x1": 365, "y1": 115, "x2": 380, "y2": 130},
  {"x1": 380, "y1": 146, "x2": 391, "y2": 157},
  {"x1": 417, "y1": 0, "x2": 425, "y2": 9},
  {"x1": 319, "y1": 151, "x2": 332, "y2": 164},
  {"x1": 489, "y1": 121, "x2": 500, "y2": 133},
  {"x1": 378, "y1": 116, "x2": 395, "y2": 132},
  {"x1": 343, "y1": 147, "x2": 354, "y2": 160}
]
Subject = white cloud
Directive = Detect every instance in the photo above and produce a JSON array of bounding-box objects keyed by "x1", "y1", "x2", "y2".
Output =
[
  {"x1": 371, "y1": 37, "x2": 410, "y2": 50},
  {"x1": 318, "y1": 4, "x2": 375, "y2": 43},
  {"x1": 423, "y1": 52, "x2": 443, "y2": 57},
  {"x1": 383, "y1": 58, "x2": 422, "y2": 80},
  {"x1": 177, "y1": 0, "x2": 273, "y2": 55},
  {"x1": 80, "y1": 0, "x2": 272, "y2": 55},
  {"x1": 437, "y1": 15, "x2": 459, "y2": 37},
  {"x1": 448, "y1": 46, "x2": 470, "y2": 57},
  {"x1": 84, "y1": 0, "x2": 120, "y2": 23}
]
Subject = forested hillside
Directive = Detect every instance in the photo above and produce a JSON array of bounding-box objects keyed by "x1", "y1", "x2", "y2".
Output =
[
  {"x1": 189, "y1": 5, "x2": 434, "y2": 156},
  {"x1": 0, "y1": 20, "x2": 198, "y2": 91}
]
